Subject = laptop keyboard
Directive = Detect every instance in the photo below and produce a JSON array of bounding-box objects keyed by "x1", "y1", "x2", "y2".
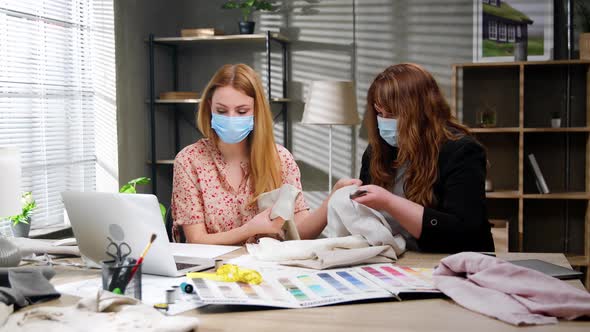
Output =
[{"x1": 176, "y1": 262, "x2": 199, "y2": 270}]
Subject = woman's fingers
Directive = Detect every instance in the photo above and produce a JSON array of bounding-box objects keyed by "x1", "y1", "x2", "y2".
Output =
[{"x1": 333, "y1": 178, "x2": 363, "y2": 191}]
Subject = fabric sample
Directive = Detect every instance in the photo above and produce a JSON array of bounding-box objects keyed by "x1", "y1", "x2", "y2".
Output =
[
  {"x1": 1, "y1": 290, "x2": 199, "y2": 332},
  {"x1": 327, "y1": 185, "x2": 406, "y2": 256},
  {"x1": 257, "y1": 183, "x2": 302, "y2": 240},
  {"x1": 0, "y1": 266, "x2": 59, "y2": 309},
  {"x1": 433, "y1": 252, "x2": 590, "y2": 326}
]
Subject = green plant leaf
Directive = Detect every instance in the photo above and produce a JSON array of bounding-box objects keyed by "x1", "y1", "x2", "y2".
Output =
[
  {"x1": 222, "y1": 0, "x2": 273, "y2": 21},
  {"x1": 255, "y1": 1, "x2": 273, "y2": 11},
  {"x1": 159, "y1": 203, "x2": 167, "y2": 223},
  {"x1": 128, "y1": 177, "x2": 151, "y2": 185},
  {"x1": 9, "y1": 192, "x2": 36, "y2": 225},
  {"x1": 222, "y1": 1, "x2": 239, "y2": 9},
  {"x1": 11, "y1": 215, "x2": 28, "y2": 226},
  {"x1": 119, "y1": 184, "x2": 136, "y2": 194},
  {"x1": 241, "y1": 8, "x2": 252, "y2": 21},
  {"x1": 120, "y1": 177, "x2": 151, "y2": 193}
]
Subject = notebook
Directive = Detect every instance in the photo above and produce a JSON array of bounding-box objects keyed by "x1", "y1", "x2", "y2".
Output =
[{"x1": 509, "y1": 259, "x2": 583, "y2": 280}]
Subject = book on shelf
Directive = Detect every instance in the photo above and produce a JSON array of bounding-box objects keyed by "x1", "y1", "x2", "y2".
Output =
[
  {"x1": 190, "y1": 263, "x2": 441, "y2": 309},
  {"x1": 527, "y1": 153, "x2": 550, "y2": 194}
]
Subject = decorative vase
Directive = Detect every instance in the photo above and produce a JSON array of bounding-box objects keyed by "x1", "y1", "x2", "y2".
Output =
[
  {"x1": 238, "y1": 21, "x2": 255, "y2": 34},
  {"x1": 580, "y1": 33, "x2": 590, "y2": 60},
  {"x1": 485, "y1": 178, "x2": 494, "y2": 192},
  {"x1": 11, "y1": 217, "x2": 31, "y2": 238},
  {"x1": 0, "y1": 237, "x2": 21, "y2": 267},
  {"x1": 476, "y1": 108, "x2": 497, "y2": 128},
  {"x1": 514, "y1": 41, "x2": 528, "y2": 61},
  {"x1": 551, "y1": 118, "x2": 561, "y2": 128}
]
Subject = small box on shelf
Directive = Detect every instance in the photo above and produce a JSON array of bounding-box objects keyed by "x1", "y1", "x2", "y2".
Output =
[
  {"x1": 159, "y1": 91, "x2": 199, "y2": 100},
  {"x1": 181, "y1": 28, "x2": 224, "y2": 37},
  {"x1": 489, "y1": 219, "x2": 508, "y2": 253}
]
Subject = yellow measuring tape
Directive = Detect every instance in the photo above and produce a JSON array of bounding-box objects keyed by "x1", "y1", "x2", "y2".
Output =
[{"x1": 186, "y1": 264, "x2": 263, "y2": 285}]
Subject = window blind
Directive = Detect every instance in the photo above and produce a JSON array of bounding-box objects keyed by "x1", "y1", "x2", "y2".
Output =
[{"x1": 0, "y1": 0, "x2": 114, "y2": 228}]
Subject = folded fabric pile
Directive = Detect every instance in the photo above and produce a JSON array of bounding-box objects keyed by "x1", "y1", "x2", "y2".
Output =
[
  {"x1": 0, "y1": 266, "x2": 61, "y2": 327},
  {"x1": 1, "y1": 290, "x2": 199, "y2": 332},
  {"x1": 247, "y1": 234, "x2": 397, "y2": 269},
  {"x1": 248, "y1": 185, "x2": 406, "y2": 269},
  {"x1": 433, "y1": 252, "x2": 590, "y2": 326},
  {"x1": 0, "y1": 266, "x2": 60, "y2": 309}
]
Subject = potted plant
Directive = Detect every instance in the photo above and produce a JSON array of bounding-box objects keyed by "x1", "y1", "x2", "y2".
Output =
[
  {"x1": 476, "y1": 104, "x2": 497, "y2": 128},
  {"x1": 120, "y1": 177, "x2": 166, "y2": 222},
  {"x1": 577, "y1": 0, "x2": 590, "y2": 59},
  {"x1": 9, "y1": 192, "x2": 36, "y2": 238},
  {"x1": 222, "y1": 0, "x2": 274, "y2": 34},
  {"x1": 550, "y1": 111, "x2": 561, "y2": 128}
]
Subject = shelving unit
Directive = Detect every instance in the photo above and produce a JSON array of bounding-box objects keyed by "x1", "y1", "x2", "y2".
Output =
[
  {"x1": 147, "y1": 32, "x2": 290, "y2": 196},
  {"x1": 451, "y1": 60, "x2": 590, "y2": 287}
]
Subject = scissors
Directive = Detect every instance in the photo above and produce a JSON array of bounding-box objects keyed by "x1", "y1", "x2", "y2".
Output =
[{"x1": 106, "y1": 237, "x2": 132, "y2": 264}]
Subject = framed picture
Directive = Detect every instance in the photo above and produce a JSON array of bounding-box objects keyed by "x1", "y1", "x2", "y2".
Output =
[{"x1": 473, "y1": 0, "x2": 554, "y2": 62}]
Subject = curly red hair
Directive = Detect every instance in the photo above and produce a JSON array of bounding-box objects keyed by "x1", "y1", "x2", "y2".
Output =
[{"x1": 365, "y1": 63, "x2": 473, "y2": 207}]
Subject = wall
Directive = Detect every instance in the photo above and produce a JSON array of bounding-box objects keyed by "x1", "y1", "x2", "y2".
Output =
[
  {"x1": 119, "y1": 1, "x2": 581, "y2": 210},
  {"x1": 259, "y1": 0, "x2": 473, "y2": 208},
  {"x1": 115, "y1": 0, "x2": 244, "y2": 206},
  {"x1": 115, "y1": 0, "x2": 191, "y2": 200}
]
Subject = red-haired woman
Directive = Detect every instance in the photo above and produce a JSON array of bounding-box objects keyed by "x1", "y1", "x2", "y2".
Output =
[{"x1": 350, "y1": 63, "x2": 494, "y2": 253}]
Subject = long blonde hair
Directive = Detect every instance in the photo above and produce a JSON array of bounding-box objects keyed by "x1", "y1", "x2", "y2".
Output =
[
  {"x1": 366, "y1": 63, "x2": 472, "y2": 207},
  {"x1": 197, "y1": 64, "x2": 282, "y2": 201}
]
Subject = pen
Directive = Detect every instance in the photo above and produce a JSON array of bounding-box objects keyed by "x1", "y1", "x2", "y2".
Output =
[{"x1": 349, "y1": 189, "x2": 367, "y2": 199}]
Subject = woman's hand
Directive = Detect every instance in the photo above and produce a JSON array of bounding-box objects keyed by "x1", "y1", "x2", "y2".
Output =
[
  {"x1": 245, "y1": 208, "x2": 285, "y2": 237},
  {"x1": 352, "y1": 184, "x2": 394, "y2": 211},
  {"x1": 332, "y1": 178, "x2": 363, "y2": 192}
]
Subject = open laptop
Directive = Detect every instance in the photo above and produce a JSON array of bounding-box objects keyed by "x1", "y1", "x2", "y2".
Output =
[{"x1": 61, "y1": 192, "x2": 215, "y2": 277}]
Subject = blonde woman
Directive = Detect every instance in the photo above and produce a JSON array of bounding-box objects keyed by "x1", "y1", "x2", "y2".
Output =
[{"x1": 171, "y1": 64, "x2": 334, "y2": 244}]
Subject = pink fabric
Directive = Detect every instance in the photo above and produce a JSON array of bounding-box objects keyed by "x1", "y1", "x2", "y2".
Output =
[
  {"x1": 433, "y1": 252, "x2": 590, "y2": 326},
  {"x1": 171, "y1": 139, "x2": 308, "y2": 236}
]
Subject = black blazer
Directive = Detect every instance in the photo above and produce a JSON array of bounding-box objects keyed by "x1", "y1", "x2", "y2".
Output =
[{"x1": 360, "y1": 136, "x2": 495, "y2": 253}]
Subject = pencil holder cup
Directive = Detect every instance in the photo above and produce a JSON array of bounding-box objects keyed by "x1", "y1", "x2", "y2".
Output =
[{"x1": 101, "y1": 259, "x2": 142, "y2": 300}]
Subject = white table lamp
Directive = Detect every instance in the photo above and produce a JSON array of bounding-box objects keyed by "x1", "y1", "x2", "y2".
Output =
[
  {"x1": 0, "y1": 147, "x2": 21, "y2": 218},
  {"x1": 302, "y1": 81, "x2": 359, "y2": 191}
]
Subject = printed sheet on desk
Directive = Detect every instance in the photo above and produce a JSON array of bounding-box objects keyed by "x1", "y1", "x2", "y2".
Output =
[
  {"x1": 191, "y1": 255, "x2": 441, "y2": 309},
  {"x1": 56, "y1": 274, "x2": 205, "y2": 315}
]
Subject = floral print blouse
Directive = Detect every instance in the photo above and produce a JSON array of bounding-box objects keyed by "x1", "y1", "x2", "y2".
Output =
[{"x1": 171, "y1": 138, "x2": 309, "y2": 238}]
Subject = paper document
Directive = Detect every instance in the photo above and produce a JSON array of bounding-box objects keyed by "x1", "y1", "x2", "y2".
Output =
[
  {"x1": 11, "y1": 237, "x2": 81, "y2": 256},
  {"x1": 169, "y1": 243, "x2": 240, "y2": 259},
  {"x1": 56, "y1": 275, "x2": 204, "y2": 315}
]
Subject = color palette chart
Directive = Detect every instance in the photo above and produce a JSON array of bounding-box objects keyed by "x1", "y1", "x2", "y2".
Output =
[
  {"x1": 190, "y1": 263, "x2": 438, "y2": 309},
  {"x1": 357, "y1": 264, "x2": 438, "y2": 294}
]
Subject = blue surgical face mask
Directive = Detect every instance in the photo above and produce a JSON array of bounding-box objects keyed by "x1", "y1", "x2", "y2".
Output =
[
  {"x1": 211, "y1": 113, "x2": 254, "y2": 144},
  {"x1": 377, "y1": 116, "x2": 398, "y2": 147}
]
